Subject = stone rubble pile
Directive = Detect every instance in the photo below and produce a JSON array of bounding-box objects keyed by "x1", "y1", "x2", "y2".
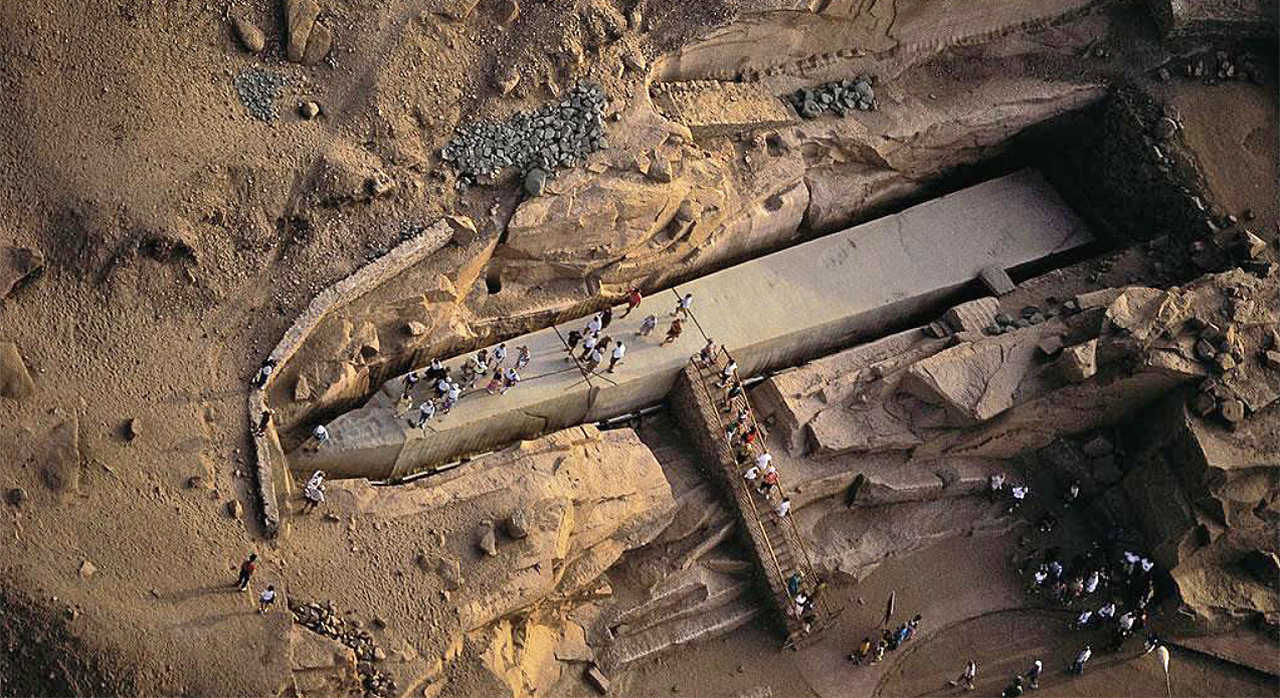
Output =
[
  {"x1": 290, "y1": 599, "x2": 395, "y2": 697},
  {"x1": 788, "y1": 75, "x2": 878, "y2": 119},
  {"x1": 983, "y1": 301, "x2": 1077, "y2": 336},
  {"x1": 441, "y1": 83, "x2": 609, "y2": 195},
  {"x1": 234, "y1": 68, "x2": 288, "y2": 122},
  {"x1": 1169, "y1": 49, "x2": 1266, "y2": 85}
]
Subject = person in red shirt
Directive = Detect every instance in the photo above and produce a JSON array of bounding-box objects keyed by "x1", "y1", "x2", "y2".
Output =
[
  {"x1": 236, "y1": 553, "x2": 257, "y2": 592},
  {"x1": 621, "y1": 288, "x2": 643, "y2": 317},
  {"x1": 758, "y1": 466, "x2": 779, "y2": 497}
]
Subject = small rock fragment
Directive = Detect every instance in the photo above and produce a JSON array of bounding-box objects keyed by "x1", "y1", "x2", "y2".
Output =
[
  {"x1": 226, "y1": 499, "x2": 244, "y2": 519},
  {"x1": 232, "y1": 16, "x2": 266, "y2": 53},
  {"x1": 1219, "y1": 398, "x2": 1244, "y2": 424},
  {"x1": 299, "y1": 101, "x2": 321, "y2": 119},
  {"x1": 506, "y1": 509, "x2": 529, "y2": 539},
  {"x1": 78, "y1": 560, "x2": 97, "y2": 578},
  {"x1": 294, "y1": 375, "x2": 312, "y2": 401},
  {"x1": 6, "y1": 487, "x2": 28, "y2": 508},
  {"x1": 123, "y1": 417, "x2": 142, "y2": 442},
  {"x1": 477, "y1": 521, "x2": 498, "y2": 556},
  {"x1": 978, "y1": 265, "x2": 1015, "y2": 296},
  {"x1": 1, "y1": 246, "x2": 44, "y2": 299},
  {"x1": 1264, "y1": 350, "x2": 1280, "y2": 371},
  {"x1": 0, "y1": 341, "x2": 35, "y2": 400},
  {"x1": 405, "y1": 321, "x2": 428, "y2": 337},
  {"x1": 524, "y1": 168, "x2": 547, "y2": 197},
  {"x1": 585, "y1": 665, "x2": 611, "y2": 695},
  {"x1": 1036, "y1": 335, "x2": 1064, "y2": 358}
]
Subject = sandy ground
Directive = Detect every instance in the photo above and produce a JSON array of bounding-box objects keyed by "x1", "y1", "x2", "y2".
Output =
[{"x1": 617, "y1": 515, "x2": 1277, "y2": 698}]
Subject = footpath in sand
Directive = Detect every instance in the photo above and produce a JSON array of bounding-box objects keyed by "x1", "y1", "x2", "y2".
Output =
[{"x1": 299, "y1": 169, "x2": 1092, "y2": 479}]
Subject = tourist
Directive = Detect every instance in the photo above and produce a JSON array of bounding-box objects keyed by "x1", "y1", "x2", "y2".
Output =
[
  {"x1": 607, "y1": 341, "x2": 626, "y2": 372},
  {"x1": 1084, "y1": 570, "x2": 1100, "y2": 595},
  {"x1": 515, "y1": 346, "x2": 531, "y2": 371},
  {"x1": 740, "y1": 424, "x2": 760, "y2": 447},
  {"x1": 501, "y1": 368, "x2": 520, "y2": 394},
  {"x1": 1026, "y1": 660, "x2": 1042, "y2": 689},
  {"x1": 435, "y1": 375, "x2": 451, "y2": 398},
  {"x1": 485, "y1": 369, "x2": 503, "y2": 395},
  {"x1": 401, "y1": 371, "x2": 419, "y2": 399},
  {"x1": 1001, "y1": 675, "x2": 1025, "y2": 698},
  {"x1": 258, "y1": 585, "x2": 276, "y2": 614},
  {"x1": 698, "y1": 338, "x2": 717, "y2": 365},
  {"x1": 742, "y1": 464, "x2": 760, "y2": 484},
  {"x1": 302, "y1": 470, "x2": 325, "y2": 513},
  {"x1": 786, "y1": 571, "x2": 803, "y2": 597},
  {"x1": 1097, "y1": 601, "x2": 1117, "y2": 621},
  {"x1": 672, "y1": 292, "x2": 693, "y2": 319},
  {"x1": 1064, "y1": 481, "x2": 1081, "y2": 508},
  {"x1": 870, "y1": 640, "x2": 886, "y2": 664},
  {"x1": 907, "y1": 614, "x2": 922, "y2": 640},
  {"x1": 755, "y1": 452, "x2": 772, "y2": 470},
  {"x1": 1140, "y1": 558, "x2": 1155, "y2": 574},
  {"x1": 579, "y1": 332, "x2": 599, "y2": 361},
  {"x1": 460, "y1": 361, "x2": 478, "y2": 389},
  {"x1": 662, "y1": 318, "x2": 683, "y2": 345},
  {"x1": 1006, "y1": 485, "x2": 1028, "y2": 514},
  {"x1": 758, "y1": 465, "x2": 779, "y2": 497},
  {"x1": 236, "y1": 553, "x2": 257, "y2": 592},
  {"x1": 600, "y1": 307, "x2": 613, "y2": 330},
  {"x1": 413, "y1": 399, "x2": 436, "y2": 429},
  {"x1": 312, "y1": 424, "x2": 329, "y2": 448},
  {"x1": 253, "y1": 358, "x2": 277, "y2": 387},
  {"x1": 1073, "y1": 609, "x2": 1092, "y2": 630},
  {"x1": 637, "y1": 314, "x2": 658, "y2": 338},
  {"x1": 715, "y1": 359, "x2": 738, "y2": 388},
  {"x1": 948, "y1": 660, "x2": 977, "y2": 691},
  {"x1": 621, "y1": 287, "x2": 643, "y2": 317},
  {"x1": 989, "y1": 473, "x2": 1005, "y2": 502},
  {"x1": 585, "y1": 347, "x2": 604, "y2": 373},
  {"x1": 723, "y1": 381, "x2": 744, "y2": 411},
  {"x1": 801, "y1": 600, "x2": 817, "y2": 633},
  {"x1": 427, "y1": 357, "x2": 446, "y2": 381},
  {"x1": 565, "y1": 329, "x2": 583, "y2": 359},
  {"x1": 471, "y1": 350, "x2": 488, "y2": 376},
  {"x1": 774, "y1": 497, "x2": 791, "y2": 519},
  {"x1": 1031, "y1": 566, "x2": 1049, "y2": 591},
  {"x1": 253, "y1": 409, "x2": 272, "y2": 437},
  {"x1": 586, "y1": 313, "x2": 603, "y2": 336},
  {"x1": 792, "y1": 592, "x2": 808, "y2": 618},
  {"x1": 447, "y1": 380, "x2": 461, "y2": 404},
  {"x1": 850, "y1": 636, "x2": 872, "y2": 665},
  {"x1": 1143, "y1": 633, "x2": 1161, "y2": 655},
  {"x1": 1117, "y1": 611, "x2": 1136, "y2": 635},
  {"x1": 1047, "y1": 559, "x2": 1064, "y2": 581},
  {"x1": 492, "y1": 343, "x2": 508, "y2": 368},
  {"x1": 893, "y1": 623, "x2": 909, "y2": 647},
  {"x1": 1070, "y1": 645, "x2": 1092, "y2": 675}
]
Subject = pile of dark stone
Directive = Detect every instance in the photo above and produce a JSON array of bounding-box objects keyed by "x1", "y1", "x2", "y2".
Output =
[
  {"x1": 290, "y1": 599, "x2": 395, "y2": 697},
  {"x1": 441, "y1": 83, "x2": 609, "y2": 195},
  {"x1": 233, "y1": 68, "x2": 288, "y2": 122},
  {"x1": 983, "y1": 303, "x2": 1073, "y2": 336},
  {"x1": 788, "y1": 75, "x2": 878, "y2": 119}
]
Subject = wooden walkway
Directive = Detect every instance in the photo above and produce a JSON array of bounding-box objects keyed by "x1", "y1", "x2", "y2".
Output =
[{"x1": 673, "y1": 350, "x2": 833, "y2": 649}]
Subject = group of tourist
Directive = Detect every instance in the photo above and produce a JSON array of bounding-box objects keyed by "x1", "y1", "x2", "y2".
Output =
[{"x1": 849, "y1": 614, "x2": 924, "y2": 666}]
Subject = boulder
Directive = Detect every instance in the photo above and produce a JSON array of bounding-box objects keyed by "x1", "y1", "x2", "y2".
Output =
[
  {"x1": 0, "y1": 341, "x2": 35, "y2": 400},
  {"x1": 645, "y1": 155, "x2": 672, "y2": 183},
  {"x1": 123, "y1": 417, "x2": 142, "y2": 442},
  {"x1": 5, "y1": 487, "x2": 28, "y2": 508},
  {"x1": 232, "y1": 16, "x2": 265, "y2": 53},
  {"x1": 585, "y1": 665, "x2": 611, "y2": 694},
  {"x1": 943, "y1": 297, "x2": 999, "y2": 334},
  {"x1": 1054, "y1": 340, "x2": 1097, "y2": 383},
  {"x1": 1036, "y1": 335, "x2": 1064, "y2": 359},
  {"x1": 0, "y1": 246, "x2": 44, "y2": 299},
  {"x1": 978, "y1": 265, "x2": 1015, "y2": 296},
  {"x1": 43, "y1": 418, "x2": 80, "y2": 494},
  {"x1": 477, "y1": 521, "x2": 498, "y2": 556},
  {"x1": 283, "y1": 0, "x2": 320, "y2": 63},
  {"x1": 299, "y1": 101, "x2": 321, "y2": 119},
  {"x1": 506, "y1": 509, "x2": 530, "y2": 539},
  {"x1": 294, "y1": 376, "x2": 312, "y2": 402},
  {"x1": 405, "y1": 321, "x2": 428, "y2": 337},
  {"x1": 524, "y1": 168, "x2": 547, "y2": 197},
  {"x1": 78, "y1": 560, "x2": 97, "y2": 578},
  {"x1": 902, "y1": 332, "x2": 1040, "y2": 426}
]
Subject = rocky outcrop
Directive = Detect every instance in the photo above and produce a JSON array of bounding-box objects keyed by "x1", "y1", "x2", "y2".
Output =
[
  {"x1": 293, "y1": 425, "x2": 676, "y2": 697},
  {"x1": 0, "y1": 341, "x2": 35, "y2": 400}
]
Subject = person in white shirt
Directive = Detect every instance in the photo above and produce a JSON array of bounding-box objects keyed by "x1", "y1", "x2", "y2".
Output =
[
  {"x1": 1140, "y1": 558, "x2": 1154, "y2": 573},
  {"x1": 716, "y1": 360, "x2": 738, "y2": 388},
  {"x1": 501, "y1": 368, "x2": 520, "y2": 394},
  {"x1": 1074, "y1": 609, "x2": 1092, "y2": 629},
  {"x1": 988, "y1": 473, "x2": 1005, "y2": 502},
  {"x1": 607, "y1": 342, "x2": 626, "y2": 372},
  {"x1": 1071, "y1": 646, "x2": 1092, "y2": 674},
  {"x1": 672, "y1": 293, "x2": 693, "y2": 319},
  {"x1": 1097, "y1": 602, "x2": 1116, "y2": 620},
  {"x1": 311, "y1": 425, "x2": 329, "y2": 449},
  {"x1": 756, "y1": 452, "x2": 772, "y2": 469},
  {"x1": 579, "y1": 332, "x2": 599, "y2": 361},
  {"x1": 1006, "y1": 485, "x2": 1028, "y2": 513},
  {"x1": 1118, "y1": 612, "x2": 1135, "y2": 633},
  {"x1": 258, "y1": 585, "x2": 277, "y2": 614},
  {"x1": 586, "y1": 313, "x2": 603, "y2": 335},
  {"x1": 1084, "y1": 570, "x2": 1099, "y2": 595},
  {"x1": 743, "y1": 465, "x2": 759, "y2": 483},
  {"x1": 413, "y1": 399, "x2": 436, "y2": 429},
  {"x1": 492, "y1": 343, "x2": 508, "y2": 367},
  {"x1": 948, "y1": 660, "x2": 977, "y2": 690},
  {"x1": 302, "y1": 470, "x2": 326, "y2": 513},
  {"x1": 774, "y1": 497, "x2": 791, "y2": 519}
]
